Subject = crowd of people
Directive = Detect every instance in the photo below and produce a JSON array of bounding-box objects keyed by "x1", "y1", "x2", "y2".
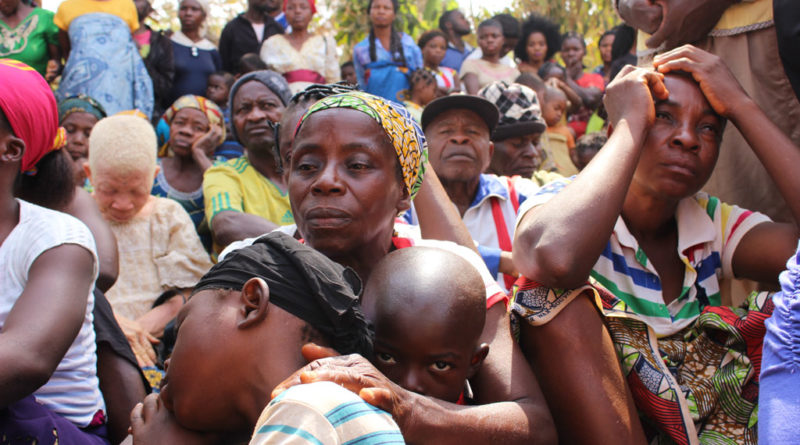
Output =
[{"x1": 2, "y1": 0, "x2": 800, "y2": 443}]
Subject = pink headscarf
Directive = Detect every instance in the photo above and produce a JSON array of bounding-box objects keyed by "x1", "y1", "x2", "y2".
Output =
[
  {"x1": 283, "y1": 0, "x2": 316, "y2": 14},
  {"x1": 0, "y1": 59, "x2": 60, "y2": 173}
]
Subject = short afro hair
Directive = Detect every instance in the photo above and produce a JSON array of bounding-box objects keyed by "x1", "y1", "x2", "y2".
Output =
[
  {"x1": 515, "y1": 14, "x2": 561, "y2": 63},
  {"x1": 88, "y1": 115, "x2": 157, "y2": 178}
]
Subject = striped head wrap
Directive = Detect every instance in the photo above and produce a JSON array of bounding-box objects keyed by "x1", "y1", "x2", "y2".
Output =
[{"x1": 295, "y1": 91, "x2": 427, "y2": 199}]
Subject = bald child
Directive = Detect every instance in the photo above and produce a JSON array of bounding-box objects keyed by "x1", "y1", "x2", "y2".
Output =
[{"x1": 361, "y1": 247, "x2": 490, "y2": 404}]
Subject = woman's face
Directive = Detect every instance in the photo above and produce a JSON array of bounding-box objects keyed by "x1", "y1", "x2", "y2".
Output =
[
  {"x1": 0, "y1": 0, "x2": 21, "y2": 16},
  {"x1": 560, "y1": 37, "x2": 585, "y2": 67},
  {"x1": 369, "y1": 0, "x2": 395, "y2": 28},
  {"x1": 178, "y1": 0, "x2": 205, "y2": 32},
  {"x1": 169, "y1": 108, "x2": 210, "y2": 158},
  {"x1": 526, "y1": 31, "x2": 547, "y2": 64},
  {"x1": 62, "y1": 111, "x2": 98, "y2": 184},
  {"x1": 289, "y1": 108, "x2": 409, "y2": 259},
  {"x1": 599, "y1": 34, "x2": 615, "y2": 64},
  {"x1": 422, "y1": 36, "x2": 447, "y2": 67},
  {"x1": 285, "y1": 0, "x2": 312, "y2": 31},
  {"x1": 478, "y1": 25, "x2": 504, "y2": 58}
]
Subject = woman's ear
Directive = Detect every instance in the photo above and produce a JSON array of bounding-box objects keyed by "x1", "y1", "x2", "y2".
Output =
[
  {"x1": 238, "y1": 277, "x2": 270, "y2": 329},
  {"x1": 0, "y1": 134, "x2": 24, "y2": 164},
  {"x1": 466, "y1": 343, "x2": 490, "y2": 380}
]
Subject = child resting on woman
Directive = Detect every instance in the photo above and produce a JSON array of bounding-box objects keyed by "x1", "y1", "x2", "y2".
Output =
[
  {"x1": 401, "y1": 69, "x2": 437, "y2": 124},
  {"x1": 85, "y1": 115, "x2": 212, "y2": 370},
  {"x1": 361, "y1": 246, "x2": 489, "y2": 404}
]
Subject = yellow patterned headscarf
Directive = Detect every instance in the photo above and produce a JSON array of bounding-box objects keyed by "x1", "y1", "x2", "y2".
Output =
[
  {"x1": 160, "y1": 95, "x2": 226, "y2": 156},
  {"x1": 296, "y1": 91, "x2": 428, "y2": 199}
]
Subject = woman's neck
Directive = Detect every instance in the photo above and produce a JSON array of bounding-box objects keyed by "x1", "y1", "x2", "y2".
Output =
[
  {"x1": 423, "y1": 60, "x2": 438, "y2": 71},
  {"x1": 324, "y1": 238, "x2": 393, "y2": 283},
  {"x1": 182, "y1": 27, "x2": 202, "y2": 42},
  {"x1": 621, "y1": 186, "x2": 681, "y2": 238},
  {"x1": 373, "y1": 25, "x2": 392, "y2": 48},
  {"x1": 567, "y1": 62, "x2": 583, "y2": 80},
  {"x1": 482, "y1": 51, "x2": 500, "y2": 64},
  {"x1": 0, "y1": 193, "x2": 20, "y2": 246}
]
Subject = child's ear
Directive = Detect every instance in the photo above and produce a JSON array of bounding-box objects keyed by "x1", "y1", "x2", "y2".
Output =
[
  {"x1": 238, "y1": 277, "x2": 270, "y2": 329},
  {"x1": 466, "y1": 343, "x2": 490, "y2": 380}
]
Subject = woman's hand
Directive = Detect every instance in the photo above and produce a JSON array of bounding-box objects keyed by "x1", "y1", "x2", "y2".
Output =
[
  {"x1": 603, "y1": 65, "x2": 669, "y2": 130},
  {"x1": 191, "y1": 124, "x2": 223, "y2": 170},
  {"x1": 130, "y1": 393, "x2": 219, "y2": 445},
  {"x1": 271, "y1": 344, "x2": 416, "y2": 432},
  {"x1": 653, "y1": 44, "x2": 750, "y2": 118},
  {"x1": 116, "y1": 315, "x2": 159, "y2": 367}
]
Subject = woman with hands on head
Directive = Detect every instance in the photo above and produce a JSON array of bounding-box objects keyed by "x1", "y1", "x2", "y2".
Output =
[{"x1": 512, "y1": 45, "x2": 800, "y2": 444}]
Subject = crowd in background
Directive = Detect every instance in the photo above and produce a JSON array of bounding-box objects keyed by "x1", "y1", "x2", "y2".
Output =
[{"x1": 2, "y1": 0, "x2": 800, "y2": 444}]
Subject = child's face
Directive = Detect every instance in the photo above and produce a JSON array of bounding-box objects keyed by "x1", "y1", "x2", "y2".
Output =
[
  {"x1": 206, "y1": 75, "x2": 230, "y2": 106},
  {"x1": 560, "y1": 37, "x2": 585, "y2": 67},
  {"x1": 477, "y1": 25, "x2": 504, "y2": 58},
  {"x1": 62, "y1": 111, "x2": 99, "y2": 183},
  {"x1": 341, "y1": 66, "x2": 357, "y2": 85},
  {"x1": 414, "y1": 80, "x2": 437, "y2": 106},
  {"x1": 169, "y1": 108, "x2": 210, "y2": 157},
  {"x1": 159, "y1": 290, "x2": 253, "y2": 433},
  {"x1": 422, "y1": 36, "x2": 447, "y2": 67},
  {"x1": 367, "y1": 302, "x2": 481, "y2": 403},
  {"x1": 542, "y1": 94, "x2": 566, "y2": 127},
  {"x1": 90, "y1": 166, "x2": 154, "y2": 223}
]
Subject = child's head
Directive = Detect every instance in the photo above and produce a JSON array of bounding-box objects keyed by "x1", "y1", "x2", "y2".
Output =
[
  {"x1": 477, "y1": 19, "x2": 505, "y2": 58},
  {"x1": 237, "y1": 53, "x2": 268, "y2": 77},
  {"x1": 572, "y1": 131, "x2": 606, "y2": 170},
  {"x1": 58, "y1": 95, "x2": 107, "y2": 185},
  {"x1": 361, "y1": 247, "x2": 490, "y2": 403},
  {"x1": 408, "y1": 69, "x2": 437, "y2": 107},
  {"x1": 206, "y1": 71, "x2": 235, "y2": 107},
  {"x1": 538, "y1": 61, "x2": 566, "y2": 82},
  {"x1": 418, "y1": 30, "x2": 447, "y2": 68},
  {"x1": 86, "y1": 115, "x2": 157, "y2": 223},
  {"x1": 340, "y1": 61, "x2": 357, "y2": 85},
  {"x1": 541, "y1": 86, "x2": 567, "y2": 127}
]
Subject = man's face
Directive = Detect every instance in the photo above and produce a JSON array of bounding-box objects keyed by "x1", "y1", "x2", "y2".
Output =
[
  {"x1": 451, "y1": 11, "x2": 471, "y2": 36},
  {"x1": 232, "y1": 80, "x2": 284, "y2": 154},
  {"x1": 426, "y1": 108, "x2": 493, "y2": 184},
  {"x1": 632, "y1": 74, "x2": 723, "y2": 200},
  {"x1": 250, "y1": 0, "x2": 280, "y2": 14},
  {"x1": 490, "y1": 132, "x2": 542, "y2": 178}
]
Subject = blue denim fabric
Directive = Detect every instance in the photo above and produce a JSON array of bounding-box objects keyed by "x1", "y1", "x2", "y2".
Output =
[{"x1": 759, "y1": 241, "x2": 800, "y2": 444}]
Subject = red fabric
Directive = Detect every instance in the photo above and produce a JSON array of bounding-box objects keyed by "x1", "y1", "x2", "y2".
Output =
[
  {"x1": 575, "y1": 72, "x2": 605, "y2": 92},
  {"x1": 0, "y1": 59, "x2": 58, "y2": 172},
  {"x1": 283, "y1": 0, "x2": 316, "y2": 14},
  {"x1": 283, "y1": 69, "x2": 326, "y2": 84}
]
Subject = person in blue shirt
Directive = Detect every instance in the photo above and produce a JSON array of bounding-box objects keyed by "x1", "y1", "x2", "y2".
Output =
[
  {"x1": 438, "y1": 9, "x2": 473, "y2": 72},
  {"x1": 352, "y1": 0, "x2": 422, "y2": 102}
]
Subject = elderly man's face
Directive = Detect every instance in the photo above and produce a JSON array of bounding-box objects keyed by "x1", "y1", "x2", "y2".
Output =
[{"x1": 426, "y1": 109, "x2": 493, "y2": 184}]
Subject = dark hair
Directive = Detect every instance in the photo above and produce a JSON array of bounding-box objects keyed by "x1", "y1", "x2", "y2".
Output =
[
  {"x1": 14, "y1": 149, "x2": 76, "y2": 210},
  {"x1": 237, "y1": 53, "x2": 268, "y2": 76},
  {"x1": 478, "y1": 18, "x2": 502, "y2": 33},
  {"x1": 575, "y1": 132, "x2": 607, "y2": 154},
  {"x1": 367, "y1": 0, "x2": 407, "y2": 67},
  {"x1": 491, "y1": 13, "x2": 520, "y2": 39},
  {"x1": 408, "y1": 68, "x2": 435, "y2": 90},
  {"x1": 599, "y1": 29, "x2": 615, "y2": 46},
  {"x1": 515, "y1": 72, "x2": 545, "y2": 95},
  {"x1": 418, "y1": 29, "x2": 447, "y2": 50},
  {"x1": 210, "y1": 71, "x2": 235, "y2": 88},
  {"x1": 538, "y1": 61, "x2": 566, "y2": 80},
  {"x1": 561, "y1": 31, "x2": 586, "y2": 50},
  {"x1": 438, "y1": 9, "x2": 460, "y2": 32},
  {"x1": 515, "y1": 14, "x2": 561, "y2": 63},
  {"x1": 340, "y1": 60, "x2": 354, "y2": 70},
  {"x1": 611, "y1": 24, "x2": 635, "y2": 61}
]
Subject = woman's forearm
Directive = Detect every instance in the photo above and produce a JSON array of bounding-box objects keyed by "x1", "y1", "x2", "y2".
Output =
[{"x1": 514, "y1": 118, "x2": 648, "y2": 287}]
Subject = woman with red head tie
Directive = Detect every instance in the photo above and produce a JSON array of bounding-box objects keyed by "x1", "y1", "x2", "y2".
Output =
[{"x1": 0, "y1": 59, "x2": 109, "y2": 444}]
